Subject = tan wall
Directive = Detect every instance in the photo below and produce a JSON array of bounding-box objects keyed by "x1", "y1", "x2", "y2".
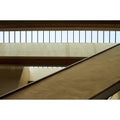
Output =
[
  {"x1": 0, "y1": 43, "x2": 117, "y2": 96},
  {"x1": 0, "y1": 43, "x2": 116, "y2": 57},
  {"x1": 0, "y1": 66, "x2": 23, "y2": 96},
  {"x1": 110, "y1": 91, "x2": 120, "y2": 99},
  {"x1": 19, "y1": 67, "x2": 30, "y2": 86},
  {"x1": 2, "y1": 45, "x2": 120, "y2": 99},
  {"x1": 29, "y1": 67, "x2": 64, "y2": 81}
]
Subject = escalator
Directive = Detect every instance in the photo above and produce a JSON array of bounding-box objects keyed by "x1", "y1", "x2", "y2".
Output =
[{"x1": 0, "y1": 44, "x2": 120, "y2": 99}]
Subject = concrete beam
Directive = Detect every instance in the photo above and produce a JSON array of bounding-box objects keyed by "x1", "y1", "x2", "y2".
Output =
[
  {"x1": 0, "y1": 43, "x2": 116, "y2": 57},
  {"x1": 0, "y1": 43, "x2": 116, "y2": 66}
]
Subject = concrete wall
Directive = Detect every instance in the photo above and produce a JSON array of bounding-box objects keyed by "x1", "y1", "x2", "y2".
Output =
[
  {"x1": 2, "y1": 44, "x2": 120, "y2": 99},
  {"x1": 29, "y1": 67, "x2": 64, "y2": 81},
  {"x1": 19, "y1": 67, "x2": 30, "y2": 86},
  {"x1": 0, "y1": 43, "x2": 117, "y2": 96},
  {"x1": 0, "y1": 43, "x2": 116, "y2": 57},
  {"x1": 0, "y1": 66, "x2": 23, "y2": 96},
  {"x1": 110, "y1": 91, "x2": 120, "y2": 99}
]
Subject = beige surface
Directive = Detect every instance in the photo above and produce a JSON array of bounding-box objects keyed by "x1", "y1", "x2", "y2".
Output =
[
  {"x1": 110, "y1": 91, "x2": 120, "y2": 99},
  {"x1": 19, "y1": 67, "x2": 30, "y2": 86},
  {"x1": 0, "y1": 43, "x2": 116, "y2": 57},
  {"x1": 0, "y1": 66, "x2": 23, "y2": 96},
  {"x1": 29, "y1": 67, "x2": 64, "y2": 81},
  {"x1": 1, "y1": 44, "x2": 120, "y2": 99}
]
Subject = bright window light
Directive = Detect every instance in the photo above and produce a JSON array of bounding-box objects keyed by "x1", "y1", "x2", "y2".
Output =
[
  {"x1": 74, "y1": 31, "x2": 79, "y2": 43},
  {"x1": 80, "y1": 31, "x2": 85, "y2": 43},
  {"x1": 86, "y1": 31, "x2": 91, "y2": 43},
  {"x1": 62, "y1": 31, "x2": 67, "y2": 43},
  {"x1": 44, "y1": 31, "x2": 49, "y2": 43},
  {"x1": 50, "y1": 31, "x2": 55, "y2": 43},
  {"x1": 0, "y1": 31, "x2": 3, "y2": 43},
  {"x1": 56, "y1": 31, "x2": 61, "y2": 43}
]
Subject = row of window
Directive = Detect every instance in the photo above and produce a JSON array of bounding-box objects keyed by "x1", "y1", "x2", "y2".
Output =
[{"x1": 0, "y1": 30, "x2": 120, "y2": 43}]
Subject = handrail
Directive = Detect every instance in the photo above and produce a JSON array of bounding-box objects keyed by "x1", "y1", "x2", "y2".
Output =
[{"x1": 90, "y1": 80, "x2": 120, "y2": 99}]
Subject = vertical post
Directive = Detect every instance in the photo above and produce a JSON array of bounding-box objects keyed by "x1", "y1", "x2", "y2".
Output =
[
  {"x1": 9, "y1": 31, "x2": 10, "y2": 43},
  {"x1": 73, "y1": 30, "x2": 74, "y2": 43},
  {"x1": 91, "y1": 30, "x2": 92, "y2": 43},
  {"x1": 3, "y1": 31, "x2": 5, "y2": 43},
  {"x1": 61, "y1": 30, "x2": 62, "y2": 43},
  {"x1": 85, "y1": 30, "x2": 86, "y2": 43},
  {"x1": 25, "y1": 31, "x2": 27, "y2": 43},
  {"x1": 43, "y1": 30, "x2": 44, "y2": 43},
  {"x1": 55, "y1": 30, "x2": 56, "y2": 43},
  {"x1": 37, "y1": 30, "x2": 39, "y2": 43},
  {"x1": 20, "y1": 31, "x2": 21, "y2": 43},
  {"x1": 79, "y1": 30, "x2": 80, "y2": 43},
  {"x1": 31, "y1": 31, "x2": 33, "y2": 43},
  {"x1": 97, "y1": 31, "x2": 99, "y2": 43},
  {"x1": 14, "y1": 31, "x2": 16, "y2": 43},
  {"x1": 103, "y1": 31, "x2": 104, "y2": 43},
  {"x1": 67, "y1": 30, "x2": 68, "y2": 43},
  {"x1": 115, "y1": 31, "x2": 116, "y2": 43},
  {"x1": 109, "y1": 31, "x2": 110, "y2": 43},
  {"x1": 49, "y1": 30, "x2": 50, "y2": 43}
]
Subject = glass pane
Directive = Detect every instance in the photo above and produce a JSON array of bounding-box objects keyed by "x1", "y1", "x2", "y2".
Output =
[
  {"x1": 68, "y1": 31, "x2": 73, "y2": 43},
  {"x1": 38, "y1": 31, "x2": 43, "y2": 43},
  {"x1": 44, "y1": 31, "x2": 49, "y2": 43},
  {"x1": 10, "y1": 31, "x2": 14, "y2": 43},
  {"x1": 104, "y1": 31, "x2": 109, "y2": 43},
  {"x1": 86, "y1": 31, "x2": 91, "y2": 43},
  {"x1": 98, "y1": 31, "x2": 103, "y2": 43},
  {"x1": 92, "y1": 31, "x2": 97, "y2": 43},
  {"x1": 0, "y1": 31, "x2": 3, "y2": 43},
  {"x1": 74, "y1": 31, "x2": 79, "y2": 43},
  {"x1": 4, "y1": 31, "x2": 9, "y2": 43},
  {"x1": 80, "y1": 31, "x2": 85, "y2": 43},
  {"x1": 21, "y1": 31, "x2": 25, "y2": 43},
  {"x1": 50, "y1": 31, "x2": 55, "y2": 43},
  {"x1": 62, "y1": 31, "x2": 67, "y2": 43},
  {"x1": 56, "y1": 31, "x2": 61, "y2": 43},
  {"x1": 15, "y1": 31, "x2": 20, "y2": 43},
  {"x1": 33, "y1": 31, "x2": 37, "y2": 43},
  {"x1": 27, "y1": 31, "x2": 31, "y2": 43},
  {"x1": 110, "y1": 31, "x2": 115, "y2": 43},
  {"x1": 116, "y1": 31, "x2": 120, "y2": 43}
]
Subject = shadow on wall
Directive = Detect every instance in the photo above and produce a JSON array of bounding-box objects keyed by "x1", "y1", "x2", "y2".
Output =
[{"x1": 0, "y1": 66, "x2": 23, "y2": 96}]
